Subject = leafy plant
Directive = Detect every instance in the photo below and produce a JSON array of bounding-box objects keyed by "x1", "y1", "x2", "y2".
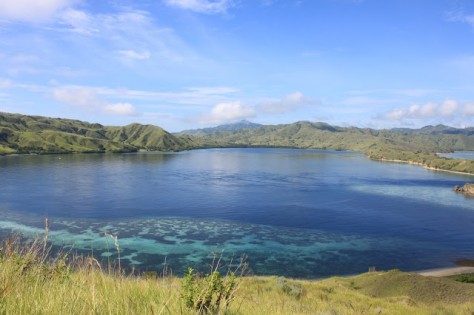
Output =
[
  {"x1": 181, "y1": 254, "x2": 247, "y2": 314},
  {"x1": 452, "y1": 274, "x2": 474, "y2": 284}
]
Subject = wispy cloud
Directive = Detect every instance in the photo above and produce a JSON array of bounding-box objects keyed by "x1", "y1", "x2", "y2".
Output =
[
  {"x1": 7, "y1": 79, "x2": 238, "y2": 110},
  {"x1": 54, "y1": 7, "x2": 206, "y2": 69},
  {"x1": 259, "y1": 92, "x2": 319, "y2": 114},
  {"x1": 340, "y1": 96, "x2": 399, "y2": 107},
  {"x1": 348, "y1": 88, "x2": 437, "y2": 98},
  {"x1": 446, "y1": 10, "x2": 474, "y2": 28},
  {"x1": 0, "y1": 79, "x2": 13, "y2": 89},
  {"x1": 197, "y1": 101, "x2": 256, "y2": 125},
  {"x1": 0, "y1": 0, "x2": 77, "y2": 23},
  {"x1": 118, "y1": 50, "x2": 151, "y2": 60},
  {"x1": 186, "y1": 86, "x2": 238, "y2": 95},
  {"x1": 58, "y1": 8, "x2": 98, "y2": 35},
  {"x1": 53, "y1": 86, "x2": 138, "y2": 116},
  {"x1": 100, "y1": 85, "x2": 237, "y2": 106},
  {"x1": 163, "y1": 0, "x2": 234, "y2": 14}
]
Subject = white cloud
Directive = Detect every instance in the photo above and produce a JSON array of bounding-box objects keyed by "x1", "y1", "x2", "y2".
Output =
[
  {"x1": 199, "y1": 101, "x2": 256, "y2": 125},
  {"x1": 381, "y1": 99, "x2": 465, "y2": 121},
  {"x1": 103, "y1": 103, "x2": 138, "y2": 116},
  {"x1": 462, "y1": 103, "x2": 474, "y2": 116},
  {"x1": 0, "y1": 0, "x2": 77, "y2": 22},
  {"x1": 53, "y1": 86, "x2": 138, "y2": 116},
  {"x1": 118, "y1": 50, "x2": 151, "y2": 60},
  {"x1": 53, "y1": 86, "x2": 100, "y2": 110},
  {"x1": 438, "y1": 99, "x2": 458, "y2": 116},
  {"x1": 164, "y1": 0, "x2": 233, "y2": 14},
  {"x1": 259, "y1": 92, "x2": 319, "y2": 114}
]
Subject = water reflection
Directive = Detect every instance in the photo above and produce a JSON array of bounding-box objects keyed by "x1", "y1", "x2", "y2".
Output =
[{"x1": 1, "y1": 148, "x2": 474, "y2": 277}]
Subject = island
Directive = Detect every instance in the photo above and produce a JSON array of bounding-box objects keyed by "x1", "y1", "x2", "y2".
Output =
[{"x1": 454, "y1": 183, "x2": 474, "y2": 195}]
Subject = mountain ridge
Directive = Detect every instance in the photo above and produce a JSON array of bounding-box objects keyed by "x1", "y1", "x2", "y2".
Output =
[
  {"x1": 2, "y1": 112, "x2": 474, "y2": 158},
  {"x1": 0, "y1": 112, "x2": 195, "y2": 154},
  {"x1": 178, "y1": 119, "x2": 262, "y2": 135}
]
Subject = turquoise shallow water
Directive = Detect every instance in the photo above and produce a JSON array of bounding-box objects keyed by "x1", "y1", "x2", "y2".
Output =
[{"x1": 1, "y1": 148, "x2": 474, "y2": 278}]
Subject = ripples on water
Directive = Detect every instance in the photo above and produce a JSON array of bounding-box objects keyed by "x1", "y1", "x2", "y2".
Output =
[{"x1": 1, "y1": 149, "x2": 473, "y2": 278}]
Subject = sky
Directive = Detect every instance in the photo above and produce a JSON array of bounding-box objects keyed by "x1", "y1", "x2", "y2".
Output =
[{"x1": 1, "y1": 0, "x2": 474, "y2": 132}]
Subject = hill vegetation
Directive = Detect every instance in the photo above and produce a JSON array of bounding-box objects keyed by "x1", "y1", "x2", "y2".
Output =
[
  {"x1": 2, "y1": 112, "x2": 474, "y2": 174},
  {"x1": 0, "y1": 112, "x2": 196, "y2": 154},
  {"x1": 180, "y1": 121, "x2": 474, "y2": 174},
  {"x1": 180, "y1": 120, "x2": 474, "y2": 152},
  {"x1": 178, "y1": 119, "x2": 262, "y2": 136}
]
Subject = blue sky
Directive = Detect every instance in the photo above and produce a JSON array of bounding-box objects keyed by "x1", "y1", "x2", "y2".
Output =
[{"x1": 1, "y1": 0, "x2": 474, "y2": 132}]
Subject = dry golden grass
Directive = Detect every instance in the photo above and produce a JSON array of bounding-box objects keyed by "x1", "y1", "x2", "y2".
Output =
[{"x1": 1, "y1": 235, "x2": 474, "y2": 314}]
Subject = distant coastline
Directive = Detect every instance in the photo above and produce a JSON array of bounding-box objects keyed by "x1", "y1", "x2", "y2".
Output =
[{"x1": 370, "y1": 157, "x2": 474, "y2": 176}]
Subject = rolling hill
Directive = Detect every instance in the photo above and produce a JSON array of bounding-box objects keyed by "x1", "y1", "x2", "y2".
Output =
[
  {"x1": 2, "y1": 112, "x2": 474, "y2": 174},
  {"x1": 0, "y1": 112, "x2": 196, "y2": 154},
  {"x1": 180, "y1": 120, "x2": 474, "y2": 153}
]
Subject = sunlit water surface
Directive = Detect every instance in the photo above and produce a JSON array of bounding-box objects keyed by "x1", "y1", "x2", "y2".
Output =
[{"x1": 1, "y1": 149, "x2": 473, "y2": 278}]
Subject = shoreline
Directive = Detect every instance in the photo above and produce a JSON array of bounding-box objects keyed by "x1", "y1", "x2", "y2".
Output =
[
  {"x1": 415, "y1": 266, "x2": 474, "y2": 277},
  {"x1": 371, "y1": 157, "x2": 474, "y2": 177}
]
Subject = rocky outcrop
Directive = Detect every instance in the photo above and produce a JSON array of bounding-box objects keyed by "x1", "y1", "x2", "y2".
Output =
[{"x1": 453, "y1": 183, "x2": 474, "y2": 195}]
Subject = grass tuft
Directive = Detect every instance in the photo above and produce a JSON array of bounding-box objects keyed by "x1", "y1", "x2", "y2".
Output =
[{"x1": 1, "y1": 231, "x2": 474, "y2": 314}]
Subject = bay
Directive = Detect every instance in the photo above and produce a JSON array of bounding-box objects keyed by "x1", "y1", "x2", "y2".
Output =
[
  {"x1": 1, "y1": 148, "x2": 473, "y2": 278},
  {"x1": 437, "y1": 151, "x2": 474, "y2": 160}
]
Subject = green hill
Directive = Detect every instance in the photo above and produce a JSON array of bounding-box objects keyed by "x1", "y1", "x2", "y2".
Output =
[
  {"x1": 178, "y1": 119, "x2": 262, "y2": 135},
  {"x1": 181, "y1": 120, "x2": 474, "y2": 174},
  {"x1": 181, "y1": 120, "x2": 474, "y2": 152},
  {"x1": 3, "y1": 112, "x2": 474, "y2": 174},
  {"x1": 0, "y1": 112, "x2": 196, "y2": 154}
]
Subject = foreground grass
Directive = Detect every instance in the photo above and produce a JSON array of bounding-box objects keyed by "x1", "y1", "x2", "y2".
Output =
[{"x1": 1, "y1": 241, "x2": 474, "y2": 315}]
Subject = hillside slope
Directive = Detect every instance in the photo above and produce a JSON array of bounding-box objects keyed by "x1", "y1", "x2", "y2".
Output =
[
  {"x1": 184, "y1": 120, "x2": 474, "y2": 153},
  {"x1": 0, "y1": 112, "x2": 196, "y2": 154}
]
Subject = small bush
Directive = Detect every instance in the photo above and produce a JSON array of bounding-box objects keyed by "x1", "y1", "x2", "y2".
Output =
[
  {"x1": 181, "y1": 255, "x2": 247, "y2": 314},
  {"x1": 276, "y1": 277, "x2": 303, "y2": 299},
  {"x1": 181, "y1": 268, "x2": 237, "y2": 314},
  {"x1": 453, "y1": 274, "x2": 474, "y2": 284}
]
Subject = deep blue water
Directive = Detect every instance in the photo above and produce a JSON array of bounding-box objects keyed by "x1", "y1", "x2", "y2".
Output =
[{"x1": 1, "y1": 148, "x2": 474, "y2": 278}]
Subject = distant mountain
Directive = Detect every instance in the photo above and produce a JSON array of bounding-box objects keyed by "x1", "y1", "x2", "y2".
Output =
[
  {"x1": 3, "y1": 112, "x2": 474, "y2": 174},
  {"x1": 2, "y1": 112, "x2": 474, "y2": 157},
  {"x1": 186, "y1": 120, "x2": 474, "y2": 153},
  {"x1": 178, "y1": 120, "x2": 262, "y2": 135},
  {"x1": 0, "y1": 112, "x2": 196, "y2": 154}
]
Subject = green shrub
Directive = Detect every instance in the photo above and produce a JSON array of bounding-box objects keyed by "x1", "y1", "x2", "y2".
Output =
[
  {"x1": 276, "y1": 277, "x2": 303, "y2": 298},
  {"x1": 453, "y1": 274, "x2": 474, "y2": 284},
  {"x1": 181, "y1": 267, "x2": 238, "y2": 314}
]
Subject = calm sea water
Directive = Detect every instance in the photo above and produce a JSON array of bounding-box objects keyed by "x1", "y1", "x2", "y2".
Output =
[
  {"x1": 437, "y1": 151, "x2": 474, "y2": 159},
  {"x1": 1, "y1": 148, "x2": 474, "y2": 278}
]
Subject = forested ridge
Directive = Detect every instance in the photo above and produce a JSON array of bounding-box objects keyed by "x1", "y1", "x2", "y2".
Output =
[{"x1": 2, "y1": 112, "x2": 474, "y2": 174}]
